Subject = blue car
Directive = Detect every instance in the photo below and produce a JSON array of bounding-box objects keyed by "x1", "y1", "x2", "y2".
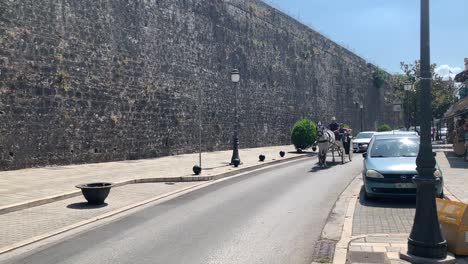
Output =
[{"x1": 362, "y1": 134, "x2": 444, "y2": 199}]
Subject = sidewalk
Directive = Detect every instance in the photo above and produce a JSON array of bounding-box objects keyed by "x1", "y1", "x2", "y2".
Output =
[
  {"x1": 343, "y1": 144, "x2": 468, "y2": 264},
  {"x1": 0, "y1": 144, "x2": 306, "y2": 212},
  {"x1": 0, "y1": 144, "x2": 311, "y2": 255}
]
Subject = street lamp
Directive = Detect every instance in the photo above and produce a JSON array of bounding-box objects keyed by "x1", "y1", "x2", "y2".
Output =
[
  {"x1": 193, "y1": 76, "x2": 203, "y2": 175},
  {"x1": 359, "y1": 104, "x2": 364, "y2": 132},
  {"x1": 230, "y1": 69, "x2": 241, "y2": 167},
  {"x1": 403, "y1": 82, "x2": 414, "y2": 131},
  {"x1": 404, "y1": 83, "x2": 413, "y2": 92},
  {"x1": 400, "y1": 0, "x2": 451, "y2": 262},
  {"x1": 393, "y1": 101, "x2": 402, "y2": 127}
]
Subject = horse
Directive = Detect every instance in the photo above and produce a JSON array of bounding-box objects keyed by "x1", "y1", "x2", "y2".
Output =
[{"x1": 316, "y1": 123, "x2": 336, "y2": 167}]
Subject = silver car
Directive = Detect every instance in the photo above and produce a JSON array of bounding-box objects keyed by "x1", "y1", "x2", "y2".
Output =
[
  {"x1": 362, "y1": 134, "x2": 444, "y2": 199},
  {"x1": 352, "y1": 132, "x2": 375, "y2": 153}
]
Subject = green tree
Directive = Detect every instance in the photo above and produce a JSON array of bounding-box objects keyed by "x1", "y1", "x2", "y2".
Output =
[
  {"x1": 291, "y1": 118, "x2": 317, "y2": 151},
  {"x1": 459, "y1": 85, "x2": 468, "y2": 99},
  {"x1": 372, "y1": 67, "x2": 388, "y2": 89},
  {"x1": 398, "y1": 61, "x2": 456, "y2": 124}
]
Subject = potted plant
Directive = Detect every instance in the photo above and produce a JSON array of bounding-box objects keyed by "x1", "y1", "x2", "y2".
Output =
[{"x1": 76, "y1": 182, "x2": 113, "y2": 205}]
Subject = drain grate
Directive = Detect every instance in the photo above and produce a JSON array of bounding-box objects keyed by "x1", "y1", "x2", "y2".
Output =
[
  {"x1": 311, "y1": 240, "x2": 335, "y2": 263},
  {"x1": 348, "y1": 251, "x2": 390, "y2": 263}
]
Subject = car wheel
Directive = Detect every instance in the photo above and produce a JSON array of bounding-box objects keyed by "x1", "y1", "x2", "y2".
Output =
[{"x1": 437, "y1": 191, "x2": 444, "y2": 199}]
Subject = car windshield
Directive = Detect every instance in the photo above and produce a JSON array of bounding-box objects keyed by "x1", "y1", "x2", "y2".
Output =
[
  {"x1": 370, "y1": 138, "x2": 419, "y2": 158},
  {"x1": 356, "y1": 132, "x2": 374, "y2": 139}
]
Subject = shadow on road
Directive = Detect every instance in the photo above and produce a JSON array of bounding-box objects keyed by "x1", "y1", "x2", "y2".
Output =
[
  {"x1": 309, "y1": 161, "x2": 343, "y2": 172},
  {"x1": 358, "y1": 186, "x2": 416, "y2": 209},
  {"x1": 67, "y1": 202, "x2": 108, "y2": 210}
]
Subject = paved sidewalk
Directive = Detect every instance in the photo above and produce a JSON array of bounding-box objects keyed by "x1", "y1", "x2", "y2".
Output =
[
  {"x1": 0, "y1": 182, "x2": 200, "y2": 252},
  {"x1": 0, "y1": 145, "x2": 306, "y2": 210},
  {"x1": 436, "y1": 149, "x2": 468, "y2": 202},
  {"x1": 343, "y1": 145, "x2": 468, "y2": 264}
]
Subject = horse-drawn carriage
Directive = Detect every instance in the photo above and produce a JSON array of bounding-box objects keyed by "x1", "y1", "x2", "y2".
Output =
[{"x1": 315, "y1": 122, "x2": 353, "y2": 167}]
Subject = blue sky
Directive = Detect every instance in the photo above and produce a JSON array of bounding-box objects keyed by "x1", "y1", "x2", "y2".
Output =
[{"x1": 263, "y1": 0, "x2": 467, "y2": 78}]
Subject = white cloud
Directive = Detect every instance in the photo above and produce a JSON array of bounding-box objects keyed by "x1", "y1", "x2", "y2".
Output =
[{"x1": 435, "y1": 65, "x2": 462, "y2": 80}]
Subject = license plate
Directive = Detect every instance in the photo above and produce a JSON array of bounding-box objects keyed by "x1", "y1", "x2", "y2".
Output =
[{"x1": 395, "y1": 183, "x2": 415, "y2": 188}]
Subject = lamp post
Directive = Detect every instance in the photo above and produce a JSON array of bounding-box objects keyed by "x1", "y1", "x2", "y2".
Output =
[
  {"x1": 404, "y1": 82, "x2": 413, "y2": 131},
  {"x1": 230, "y1": 69, "x2": 241, "y2": 166},
  {"x1": 192, "y1": 77, "x2": 203, "y2": 175},
  {"x1": 400, "y1": 0, "x2": 450, "y2": 262},
  {"x1": 359, "y1": 104, "x2": 363, "y2": 132},
  {"x1": 393, "y1": 101, "x2": 402, "y2": 127}
]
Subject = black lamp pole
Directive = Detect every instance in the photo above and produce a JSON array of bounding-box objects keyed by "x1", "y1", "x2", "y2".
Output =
[
  {"x1": 407, "y1": 92, "x2": 411, "y2": 130},
  {"x1": 230, "y1": 69, "x2": 241, "y2": 166},
  {"x1": 405, "y1": 0, "x2": 448, "y2": 259},
  {"x1": 360, "y1": 105, "x2": 363, "y2": 132}
]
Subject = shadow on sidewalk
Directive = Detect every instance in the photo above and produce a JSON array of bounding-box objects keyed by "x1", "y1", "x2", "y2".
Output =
[
  {"x1": 67, "y1": 202, "x2": 108, "y2": 210},
  {"x1": 443, "y1": 151, "x2": 468, "y2": 169},
  {"x1": 358, "y1": 186, "x2": 416, "y2": 208}
]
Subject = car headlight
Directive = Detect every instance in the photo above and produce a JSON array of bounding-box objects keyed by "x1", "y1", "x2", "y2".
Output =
[
  {"x1": 366, "y1": 170, "x2": 384, "y2": 178},
  {"x1": 434, "y1": 169, "x2": 442, "y2": 178}
]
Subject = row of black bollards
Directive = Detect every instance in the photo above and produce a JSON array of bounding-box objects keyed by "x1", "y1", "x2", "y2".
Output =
[{"x1": 193, "y1": 150, "x2": 287, "y2": 175}]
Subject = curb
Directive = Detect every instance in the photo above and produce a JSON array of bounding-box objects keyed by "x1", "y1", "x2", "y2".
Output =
[
  {"x1": 0, "y1": 154, "x2": 314, "y2": 256},
  {"x1": 332, "y1": 176, "x2": 362, "y2": 264},
  {"x1": 443, "y1": 187, "x2": 460, "y2": 202},
  {"x1": 0, "y1": 154, "x2": 311, "y2": 216},
  {"x1": 0, "y1": 181, "x2": 209, "y2": 255},
  {"x1": 331, "y1": 184, "x2": 460, "y2": 264}
]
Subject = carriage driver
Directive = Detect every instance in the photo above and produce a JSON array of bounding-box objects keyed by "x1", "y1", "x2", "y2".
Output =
[{"x1": 328, "y1": 117, "x2": 340, "y2": 133}]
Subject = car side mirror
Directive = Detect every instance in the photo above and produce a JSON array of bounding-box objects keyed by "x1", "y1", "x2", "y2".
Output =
[{"x1": 363, "y1": 153, "x2": 367, "y2": 159}]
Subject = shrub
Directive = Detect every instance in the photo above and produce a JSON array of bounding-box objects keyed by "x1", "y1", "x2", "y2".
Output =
[
  {"x1": 372, "y1": 67, "x2": 388, "y2": 89},
  {"x1": 291, "y1": 118, "x2": 317, "y2": 150},
  {"x1": 377, "y1": 124, "x2": 392, "y2": 132}
]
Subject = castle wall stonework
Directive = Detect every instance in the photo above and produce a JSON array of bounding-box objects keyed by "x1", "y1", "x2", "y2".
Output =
[{"x1": 0, "y1": 0, "x2": 393, "y2": 170}]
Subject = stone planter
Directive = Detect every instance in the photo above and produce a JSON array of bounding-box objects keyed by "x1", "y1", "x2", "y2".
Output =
[{"x1": 76, "y1": 182, "x2": 112, "y2": 205}]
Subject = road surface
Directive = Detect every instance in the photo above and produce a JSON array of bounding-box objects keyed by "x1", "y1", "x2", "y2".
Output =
[{"x1": 3, "y1": 155, "x2": 362, "y2": 264}]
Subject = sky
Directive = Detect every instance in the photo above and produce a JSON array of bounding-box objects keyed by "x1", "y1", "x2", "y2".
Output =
[{"x1": 263, "y1": 0, "x2": 467, "y2": 79}]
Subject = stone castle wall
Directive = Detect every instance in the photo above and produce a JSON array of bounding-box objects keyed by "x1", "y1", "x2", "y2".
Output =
[{"x1": 0, "y1": 0, "x2": 393, "y2": 170}]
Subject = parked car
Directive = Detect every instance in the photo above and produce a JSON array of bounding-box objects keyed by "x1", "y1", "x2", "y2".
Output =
[
  {"x1": 362, "y1": 134, "x2": 444, "y2": 199},
  {"x1": 440, "y1": 127, "x2": 448, "y2": 138},
  {"x1": 352, "y1": 132, "x2": 375, "y2": 152},
  {"x1": 377, "y1": 131, "x2": 419, "y2": 136}
]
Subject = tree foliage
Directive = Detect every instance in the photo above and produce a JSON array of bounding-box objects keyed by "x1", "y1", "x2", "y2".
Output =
[
  {"x1": 291, "y1": 118, "x2": 317, "y2": 150},
  {"x1": 397, "y1": 61, "x2": 456, "y2": 127},
  {"x1": 377, "y1": 124, "x2": 392, "y2": 132},
  {"x1": 372, "y1": 67, "x2": 388, "y2": 89},
  {"x1": 459, "y1": 85, "x2": 468, "y2": 99}
]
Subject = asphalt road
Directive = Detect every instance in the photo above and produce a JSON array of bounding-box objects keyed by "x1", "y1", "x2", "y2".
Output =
[{"x1": 4, "y1": 155, "x2": 363, "y2": 264}]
